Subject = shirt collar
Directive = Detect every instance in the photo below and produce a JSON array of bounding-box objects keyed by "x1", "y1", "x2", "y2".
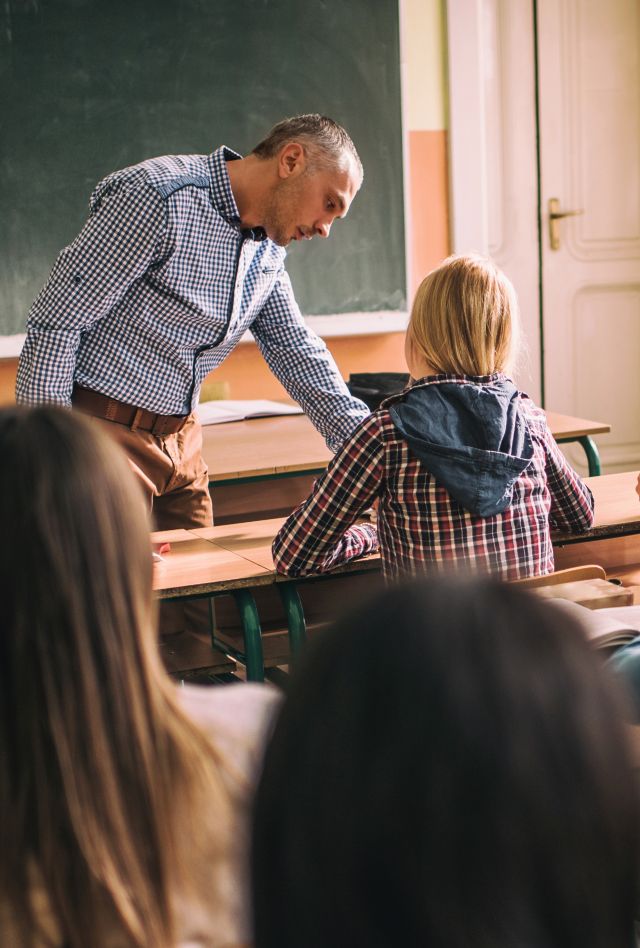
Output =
[
  {"x1": 207, "y1": 146, "x2": 267, "y2": 242},
  {"x1": 411, "y1": 372, "x2": 507, "y2": 387}
]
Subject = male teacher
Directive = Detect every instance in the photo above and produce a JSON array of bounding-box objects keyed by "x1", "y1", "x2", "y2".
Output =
[{"x1": 16, "y1": 114, "x2": 369, "y2": 537}]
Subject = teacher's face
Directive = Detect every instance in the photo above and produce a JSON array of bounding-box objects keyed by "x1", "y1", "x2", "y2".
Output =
[{"x1": 263, "y1": 156, "x2": 360, "y2": 248}]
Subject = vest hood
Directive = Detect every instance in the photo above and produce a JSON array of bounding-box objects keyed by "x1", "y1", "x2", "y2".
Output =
[{"x1": 388, "y1": 376, "x2": 534, "y2": 517}]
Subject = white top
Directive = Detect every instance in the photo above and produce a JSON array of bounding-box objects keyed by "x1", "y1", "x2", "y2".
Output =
[{"x1": 175, "y1": 683, "x2": 281, "y2": 947}]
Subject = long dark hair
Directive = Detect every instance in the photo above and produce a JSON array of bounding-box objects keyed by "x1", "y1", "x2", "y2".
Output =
[
  {"x1": 0, "y1": 407, "x2": 229, "y2": 947},
  {"x1": 252, "y1": 577, "x2": 639, "y2": 948}
]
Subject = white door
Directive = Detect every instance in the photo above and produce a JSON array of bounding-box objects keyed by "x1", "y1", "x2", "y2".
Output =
[
  {"x1": 448, "y1": 0, "x2": 640, "y2": 473},
  {"x1": 537, "y1": 0, "x2": 640, "y2": 473}
]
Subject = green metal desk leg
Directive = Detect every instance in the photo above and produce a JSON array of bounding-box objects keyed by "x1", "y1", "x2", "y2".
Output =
[
  {"x1": 558, "y1": 435, "x2": 601, "y2": 477},
  {"x1": 231, "y1": 589, "x2": 265, "y2": 682},
  {"x1": 278, "y1": 584, "x2": 307, "y2": 662},
  {"x1": 577, "y1": 435, "x2": 601, "y2": 477}
]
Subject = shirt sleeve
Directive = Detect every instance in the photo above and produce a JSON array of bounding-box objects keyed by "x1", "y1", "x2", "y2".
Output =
[
  {"x1": 542, "y1": 425, "x2": 595, "y2": 532},
  {"x1": 272, "y1": 414, "x2": 384, "y2": 575},
  {"x1": 250, "y1": 267, "x2": 369, "y2": 452},
  {"x1": 15, "y1": 183, "x2": 166, "y2": 406}
]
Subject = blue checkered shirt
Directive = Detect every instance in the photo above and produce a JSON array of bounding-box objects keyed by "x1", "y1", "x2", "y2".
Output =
[{"x1": 16, "y1": 146, "x2": 368, "y2": 451}]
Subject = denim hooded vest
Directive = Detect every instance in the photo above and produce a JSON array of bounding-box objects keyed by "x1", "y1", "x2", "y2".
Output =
[{"x1": 385, "y1": 374, "x2": 535, "y2": 517}]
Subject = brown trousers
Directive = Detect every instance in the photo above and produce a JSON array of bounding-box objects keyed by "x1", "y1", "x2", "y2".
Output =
[{"x1": 90, "y1": 413, "x2": 213, "y2": 634}]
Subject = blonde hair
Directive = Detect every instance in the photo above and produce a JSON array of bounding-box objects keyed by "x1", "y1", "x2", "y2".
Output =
[
  {"x1": 407, "y1": 254, "x2": 520, "y2": 377},
  {"x1": 0, "y1": 407, "x2": 231, "y2": 947}
]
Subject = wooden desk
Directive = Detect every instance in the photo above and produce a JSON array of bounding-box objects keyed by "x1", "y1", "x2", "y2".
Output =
[
  {"x1": 551, "y1": 471, "x2": 640, "y2": 583},
  {"x1": 544, "y1": 411, "x2": 610, "y2": 441},
  {"x1": 153, "y1": 530, "x2": 272, "y2": 598},
  {"x1": 153, "y1": 530, "x2": 274, "y2": 680},
  {"x1": 556, "y1": 471, "x2": 640, "y2": 544},
  {"x1": 193, "y1": 518, "x2": 286, "y2": 571},
  {"x1": 202, "y1": 409, "x2": 610, "y2": 487},
  {"x1": 203, "y1": 409, "x2": 611, "y2": 523},
  {"x1": 156, "y1": 519, "x2": 381, "y2": 679},
  {"x1": 202, "y1": 414, "x2": 330, "y2": 483}
]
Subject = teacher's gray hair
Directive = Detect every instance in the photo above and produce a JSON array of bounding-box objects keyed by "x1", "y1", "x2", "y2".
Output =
[{"x1": 252, "y1": 113, "x2": 363, "y2": 179}]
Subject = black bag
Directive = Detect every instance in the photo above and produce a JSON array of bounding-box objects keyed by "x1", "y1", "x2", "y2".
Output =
[{"x1": 347, "y1": 372, "x2": 410, "y2": 411}]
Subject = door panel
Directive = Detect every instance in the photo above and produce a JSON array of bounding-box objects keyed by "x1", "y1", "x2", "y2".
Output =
[{"x1": 538, "y1": 0, "x2": 640, "y2": 473}]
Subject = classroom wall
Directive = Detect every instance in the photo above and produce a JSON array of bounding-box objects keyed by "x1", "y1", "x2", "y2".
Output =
[
  {"x1": 0, "y1": 0, "x2": 450, "y2": 403},
  {"x1": 0, "y1": 332, "x2": 407, "y2": 405},
  {"x1": 202, "y1": 0, "x2": 454, "y2": 415},
  {"x1": 403, "y1": 0, "x2": 451, "y2": 298}
]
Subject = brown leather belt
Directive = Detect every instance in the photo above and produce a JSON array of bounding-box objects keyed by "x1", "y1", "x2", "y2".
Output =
[{"x1": 72, "y1": 386, "x2": 189, "y2": 436}]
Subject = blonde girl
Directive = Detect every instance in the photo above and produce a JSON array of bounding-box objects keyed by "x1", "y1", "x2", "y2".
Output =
[{"x1": 273, "y1": 254, "x2": 593, "y2": 579}]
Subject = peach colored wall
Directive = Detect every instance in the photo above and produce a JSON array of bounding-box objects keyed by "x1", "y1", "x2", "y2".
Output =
[
  {"x1": 0, "y1": 332, "x2": 407, "y2": 406},
  {"x1": 0, "y1": 362, "x2": 16, "y2": 405},
  {"x1": 407, "y1": 129, "x2": 450, "y2": 297},
  {"x1": 213, "y1": 334, "x2": 406, "y2": 399},
  {"x1": 402, "y1": 0, "x2": 451, "y2": 297}
]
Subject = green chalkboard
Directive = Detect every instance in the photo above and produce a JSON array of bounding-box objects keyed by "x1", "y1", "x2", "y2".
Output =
[{"x1": 0, "y1": 0, "x2": 405, "y2": 335}]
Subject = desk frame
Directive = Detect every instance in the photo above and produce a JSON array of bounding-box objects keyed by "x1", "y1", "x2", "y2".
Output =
[{"x1": 556, "y1": 435, "x2": 601, "y2": 476}]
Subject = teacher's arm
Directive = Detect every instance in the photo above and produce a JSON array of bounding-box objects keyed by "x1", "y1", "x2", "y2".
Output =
[{"x1": 250, "y1": 267, "x2": 369, "y2": 452}]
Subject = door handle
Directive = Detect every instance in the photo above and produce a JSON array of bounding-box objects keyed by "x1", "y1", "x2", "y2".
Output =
[{"x1": 548, "y1": 197, "x2": 584, "y2": 250}]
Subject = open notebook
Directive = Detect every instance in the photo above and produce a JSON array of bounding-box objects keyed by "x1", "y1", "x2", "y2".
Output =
[
  {"x1": 546, "y1": 600, "x2": 640, "y2": 650},
  {"x1": 196, "y1": 399, "x2": 303, "y2": 426}
]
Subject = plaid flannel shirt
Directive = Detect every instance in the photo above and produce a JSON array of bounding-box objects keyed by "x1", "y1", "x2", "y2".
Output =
[
  {"x1": 273, "y1": 379, "x2": 595, "y2": 581},
  {"x1": 15, "y1": 147, "x2": 368, "y2": 452}
]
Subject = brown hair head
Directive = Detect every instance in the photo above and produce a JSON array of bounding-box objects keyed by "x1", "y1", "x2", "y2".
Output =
[
  {"x1": 253, "y1": 577, "x2": 639, "y2": 948},
  {"x1": 0, "y1": 406, "x2": 229, "y2": 947}
]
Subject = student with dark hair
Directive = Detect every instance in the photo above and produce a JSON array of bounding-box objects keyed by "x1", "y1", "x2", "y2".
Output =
[
  {"x1": 0, "y1": 406, "x2": 278, "y2": 947},
  {"x1": 252, "y1": 578, "x2": 639, "y2": 948}
]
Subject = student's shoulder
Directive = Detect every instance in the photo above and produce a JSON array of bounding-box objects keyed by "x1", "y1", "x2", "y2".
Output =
[
  {"x1": 351, "y1": 408, "x2": 403, "y2": 445},
  {"x1": 518, "y1": 392, "x2": 549, "y2": 434}
]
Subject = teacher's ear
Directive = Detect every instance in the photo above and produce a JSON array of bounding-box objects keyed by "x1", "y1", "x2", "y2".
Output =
[{"x1": 277, "y1": 142, "x2": 306, "y2": 179}]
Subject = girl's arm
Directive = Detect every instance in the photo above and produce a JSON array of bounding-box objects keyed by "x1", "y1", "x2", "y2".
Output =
[
  {"x1": 543, "y1": 427, "x2": 595, "y2": 532},
  {"x1": 272, "y1": 415, "x2": 384, "y2": 576}
]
